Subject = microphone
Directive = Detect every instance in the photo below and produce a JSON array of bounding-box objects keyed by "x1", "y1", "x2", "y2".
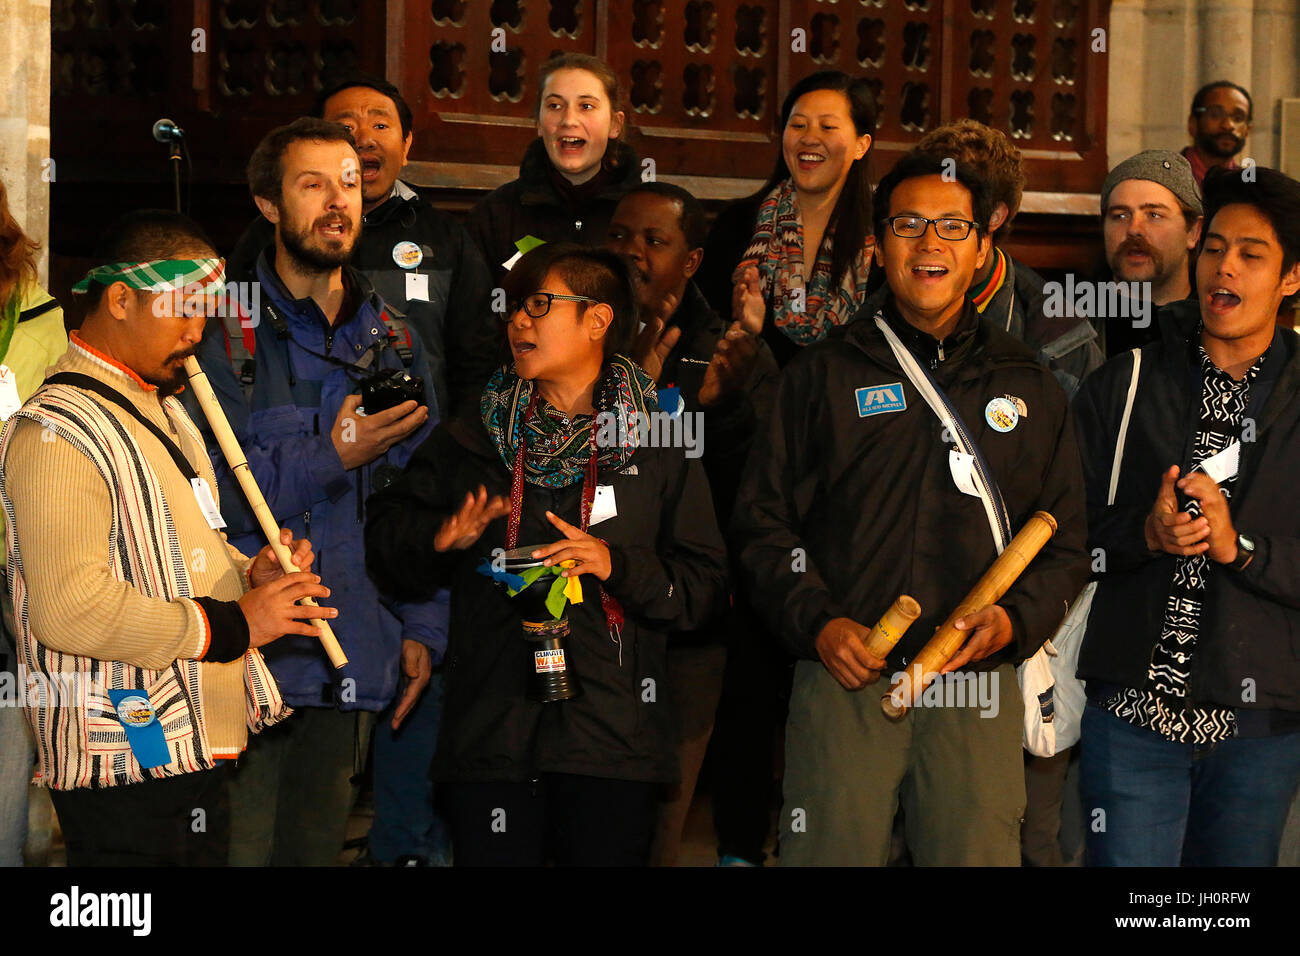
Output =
[{"x1": 152, "y1": 118, "x2": 184, "y2": 143}]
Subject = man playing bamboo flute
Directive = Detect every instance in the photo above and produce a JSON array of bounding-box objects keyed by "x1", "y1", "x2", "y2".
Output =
[
  {"x1": 732, "y1": 152, "x2": 1090, "y2": 865},
  {"x1": 0, "y1": 211, "x2": 334, "y2": 866}
]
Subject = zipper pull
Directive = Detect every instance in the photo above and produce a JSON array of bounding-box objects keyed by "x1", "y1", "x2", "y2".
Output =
[{"x1": 937, "y1": 340, "x2": 946, "y2": 362}]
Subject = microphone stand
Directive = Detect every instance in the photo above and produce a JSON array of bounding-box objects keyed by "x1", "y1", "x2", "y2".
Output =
[{"x1": 169, "y1": 139, "x2": 182, "y2": 213}]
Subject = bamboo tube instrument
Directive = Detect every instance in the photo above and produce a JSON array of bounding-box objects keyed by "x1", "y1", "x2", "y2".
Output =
[
  {"x1": 882, "y1": 511, "x2": 1057, "y2": 718},
  {"x1": 862, "y1": 595, "x2": 922, "y2": 683},
  {"x1": 184, "y1": 356, "x2": 348, "y2": 669}
]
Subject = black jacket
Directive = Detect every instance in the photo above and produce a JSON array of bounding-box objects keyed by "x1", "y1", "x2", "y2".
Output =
[
  {"x1": 976, "y1": 253, "x2": 1104, "y2": 397},
  {"x1": 855, "y1": 250, "x2": 1104, "y2": 399},
  {"x1": 227, "y1": 182, "x2": 498, "y2": 417},
  {"x1": 466, "y1": 139, "x2": 642, "y2": 287},
  {"x1": 364, "y1": 403, "x2": 729, "y2": 784},
  {"x1": 1073, "y1": 300, "x2": 1300, "y2": 711},
  {"x1": 659, "y1": 281, "x2": 779, "y2": 528},
  {"x1": 732, "y1": 295, "x2": 1091, "y2": 667}
]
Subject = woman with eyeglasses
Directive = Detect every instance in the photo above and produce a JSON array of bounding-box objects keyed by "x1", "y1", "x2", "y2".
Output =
[
  {"x1": 698, "y1": 70, "x2": 877, "y2": 372},
  {"x1": 365, "y1": 242, "x2": 727, "y2": 866},
  {"x1": 466, "y1": 53, "x2": 641, "y2": 288}
]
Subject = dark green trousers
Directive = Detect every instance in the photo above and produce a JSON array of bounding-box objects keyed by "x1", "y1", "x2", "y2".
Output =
[
  {"x1": 780, "y1": 660, "x2": 1024, "y2": 866},
  {"x1": 227, "y1": 707, "x2": 373, "y2": 867}
]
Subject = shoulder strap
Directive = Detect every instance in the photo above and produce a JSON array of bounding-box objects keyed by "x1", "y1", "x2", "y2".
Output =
[
  {"x1": 381, "y1": 311, "x2": 415, "y2": 368},
  {"x1": 1108, "y1": 348, "x2": 1142, "y2": 506},
  {"x1": 18, "y1": 298, "x2": 60, "y2": 323},
  {"x1": 42, "y1": 372, "x2": 198, "y2": 482},
  {"x1": 875, "y1": 313, "x2": 1012, "y2": 553}
]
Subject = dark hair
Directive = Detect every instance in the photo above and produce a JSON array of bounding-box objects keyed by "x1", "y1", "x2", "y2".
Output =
[
  {"x1": 247, "y1": 117, "x2": 357, "y2": 203},
  {"x1": 0, "y1": 179, "x2": 39, "y2": 312},
  {"x1": 312, "y1": 73, "x2": 413, "y2": 139},
  {"x1": 1190, "y1": 80, "x2": 1253, "y2": 121},
  {"x1": 620, "y1": 181, "x2": 708, "y2": 250},
  {"x1": 872, "y1": 151, "x2": 994, "y2": 243},
  {"x1": 1201, "y1": 165, "x2": 1300, "y2": 310},
  {"x1": 84, "y1": 209, "x2": 217, "y2": 311},
  {"x1": 747, "y1": 70, "x2": 876, "y2": 289},
  {"x1": 502, "y1": 241, "x2": 638, "y2": 359},
  {"x1": 916, "y1": 119, "x2": 1026, "y2": 237}
]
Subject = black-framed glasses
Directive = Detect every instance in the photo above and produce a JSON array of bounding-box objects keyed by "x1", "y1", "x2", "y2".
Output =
[
  {"x1": 883, "y1": 216, "x2": 981, "y2": 241},
  {"x1": 1194, "y1": 105, "x2": 1250, "y2": 126},
  {"x1": 506, "y1": 291, "x2": 599, "y2": 320}
]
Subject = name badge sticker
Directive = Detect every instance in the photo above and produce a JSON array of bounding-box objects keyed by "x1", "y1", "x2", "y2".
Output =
[
  {"x1": 0, "y1": 365, "x2": 20, "y2": 421},
  {"x1": 856, "y1": 383, "x2": 907, "y2": 418},
  {"x1": 948, "y1": 449, "x2": 982, "y2": 498},
  {"x1": 1199, "y1": 441, "x2": 1240, "y2": 484},
  {"x1": 590, "y1": 485, "x2": 618, "y2": 526},
  {"x1": 191, "y1": 477, "x2": 227, "y2": 530},
  {"x1": 405, "y1": 271, "x2": 430, "y2": 302}
]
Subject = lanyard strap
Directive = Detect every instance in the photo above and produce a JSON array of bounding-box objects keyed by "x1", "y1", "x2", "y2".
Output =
[
  {"x1": 43, "y1": 372, "x2": 199, "y2": 482},
  {"x1": 505, "y1": 394, "x2": 625, "y2": 639},
  {"x1": 875, "y1": 314, "x2": 1012, "y2": 553}
]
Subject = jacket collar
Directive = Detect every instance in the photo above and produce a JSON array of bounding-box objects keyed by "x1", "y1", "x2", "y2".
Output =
[
  {"x1": 844, "y1": 292, "x2": 1041, "y2": 378},
  {"x1": 362, "y1": 179, "x2": 420, "y2": 228},
  {"x1": 1155, "y1": 296, "x2": 1300, "y2": 433},
  {"x1": 516, "y1": 138, "x2": 639, "y2": 207},
  {"x1": 254, "y1": 247, "x2": 384, "y2": 335}
]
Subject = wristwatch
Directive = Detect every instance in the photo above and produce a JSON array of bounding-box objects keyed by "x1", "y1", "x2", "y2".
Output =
[{"x1": 1229, "y1": 533, "x2": 1256, "y2": 571}]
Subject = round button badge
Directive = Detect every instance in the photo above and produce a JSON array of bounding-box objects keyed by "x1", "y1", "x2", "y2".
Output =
[
  {"x1": 392, "y1": 240, "x2": 423, "y2": 269},
  {"x1": 984, "y1": 397, "x2": 1019, "y2": 433},
  {"x1": 115, "y1": 695, "x2": 157, "y2": 727}
]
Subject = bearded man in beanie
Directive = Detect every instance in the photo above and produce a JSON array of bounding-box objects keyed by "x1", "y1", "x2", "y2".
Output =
[{"x1": 1099, "y1": 150, "x2": 1204, "y2": 356}]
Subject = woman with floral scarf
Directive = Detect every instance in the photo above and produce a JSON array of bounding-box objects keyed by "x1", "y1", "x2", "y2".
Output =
[
  {"x1": 691, "y1": 70, "x2": 878, "y2": 867},
  {"x1": 699, "y1": 71, "x2": 878, "y2": 371},
  {"x1": 365, "y1": 243, "x2": 728, "y2": 866}
]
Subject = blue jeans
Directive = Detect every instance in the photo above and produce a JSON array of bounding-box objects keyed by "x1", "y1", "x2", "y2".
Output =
[
  {"x1": 0, "y1": 628, "x2": 32, "y2": 866},
  {"x1": 369, "y1": 670, "x2": 451, "y2": 865},
  {"x1": 1081, "y1": 703, "x2": 1300, "y2": 866}
]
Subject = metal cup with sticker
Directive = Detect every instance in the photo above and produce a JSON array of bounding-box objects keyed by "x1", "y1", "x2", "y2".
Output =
[{"x1": 498, "y1": 546, "x2": 583, "y2": 703}]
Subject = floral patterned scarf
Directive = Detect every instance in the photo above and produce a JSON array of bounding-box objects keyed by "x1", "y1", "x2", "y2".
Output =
[
  {"x1": 733, "y1": 178, "x2": 873, "y2": 346},
  {"x1": 481, "y1": 354, "x2": 658, "y2": 488}
]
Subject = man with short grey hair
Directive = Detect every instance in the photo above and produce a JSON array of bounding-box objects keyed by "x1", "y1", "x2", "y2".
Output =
[{"x1": 1100, "y1": 149, "x2": 1203, "y2": 356}]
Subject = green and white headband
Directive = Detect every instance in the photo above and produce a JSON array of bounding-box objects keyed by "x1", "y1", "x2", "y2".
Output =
[{"x1": 71, "y1": 258, "x2": 226, "y2": 295}]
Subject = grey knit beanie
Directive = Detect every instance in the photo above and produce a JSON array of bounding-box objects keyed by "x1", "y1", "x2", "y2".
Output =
[{"x1": 1101, "y1": 149, "x2": 1203, "y2": 216}]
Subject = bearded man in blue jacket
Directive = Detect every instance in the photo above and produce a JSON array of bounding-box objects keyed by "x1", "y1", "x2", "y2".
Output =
[{"x1": 186, "y1": 117, "x2": 444, "y2": 866}]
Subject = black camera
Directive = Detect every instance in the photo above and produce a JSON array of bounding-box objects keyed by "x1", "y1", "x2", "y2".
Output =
[{"x1": 359, "y1": 368, "x2": 426, "y2": 414}]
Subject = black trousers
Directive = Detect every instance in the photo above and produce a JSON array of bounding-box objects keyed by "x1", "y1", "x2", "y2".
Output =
[
  {"x1": 443, "y1": 772, "x2": 658, "y2": 866},
  {"x1": 50, "y1": 765, "x2": 231, "y2": 866},
  {"x1": 708, "y1": 599, "x2": 792, "y2": 865}
]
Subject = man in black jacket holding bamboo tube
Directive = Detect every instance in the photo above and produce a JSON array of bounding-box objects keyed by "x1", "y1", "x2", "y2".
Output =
[{"x1": 732, "y1": 152, "x2": 1089, "y2": 866}]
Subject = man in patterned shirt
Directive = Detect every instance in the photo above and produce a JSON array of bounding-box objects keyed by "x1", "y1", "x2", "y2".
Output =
[{"x1": 1073, "y1": 166, "x2": 1300, "y2": 866}]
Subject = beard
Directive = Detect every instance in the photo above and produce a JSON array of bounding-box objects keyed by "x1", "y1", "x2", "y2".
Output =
[
  {"x1": 1196, "y1": 127, "x2": 1245, "y2": 161},
  {"x1": 142, "y1": 347, "x2": 199, "y2": 396},
  {"x1": 280, "y1": 209, "x2": 357, "y2": 274}
]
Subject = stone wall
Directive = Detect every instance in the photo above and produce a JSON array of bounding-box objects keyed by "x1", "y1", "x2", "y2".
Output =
[
  {"x1": 0, "y1": 0, "x2": 52, "y2": 284},
  {"x1": 1108, "y1": 0, "x2": 1300, "y2": 171}
]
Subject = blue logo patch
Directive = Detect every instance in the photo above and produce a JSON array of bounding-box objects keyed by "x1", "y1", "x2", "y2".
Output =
[{"x1": 855, "y1": 383, "x2": 907, "y2": 417}]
